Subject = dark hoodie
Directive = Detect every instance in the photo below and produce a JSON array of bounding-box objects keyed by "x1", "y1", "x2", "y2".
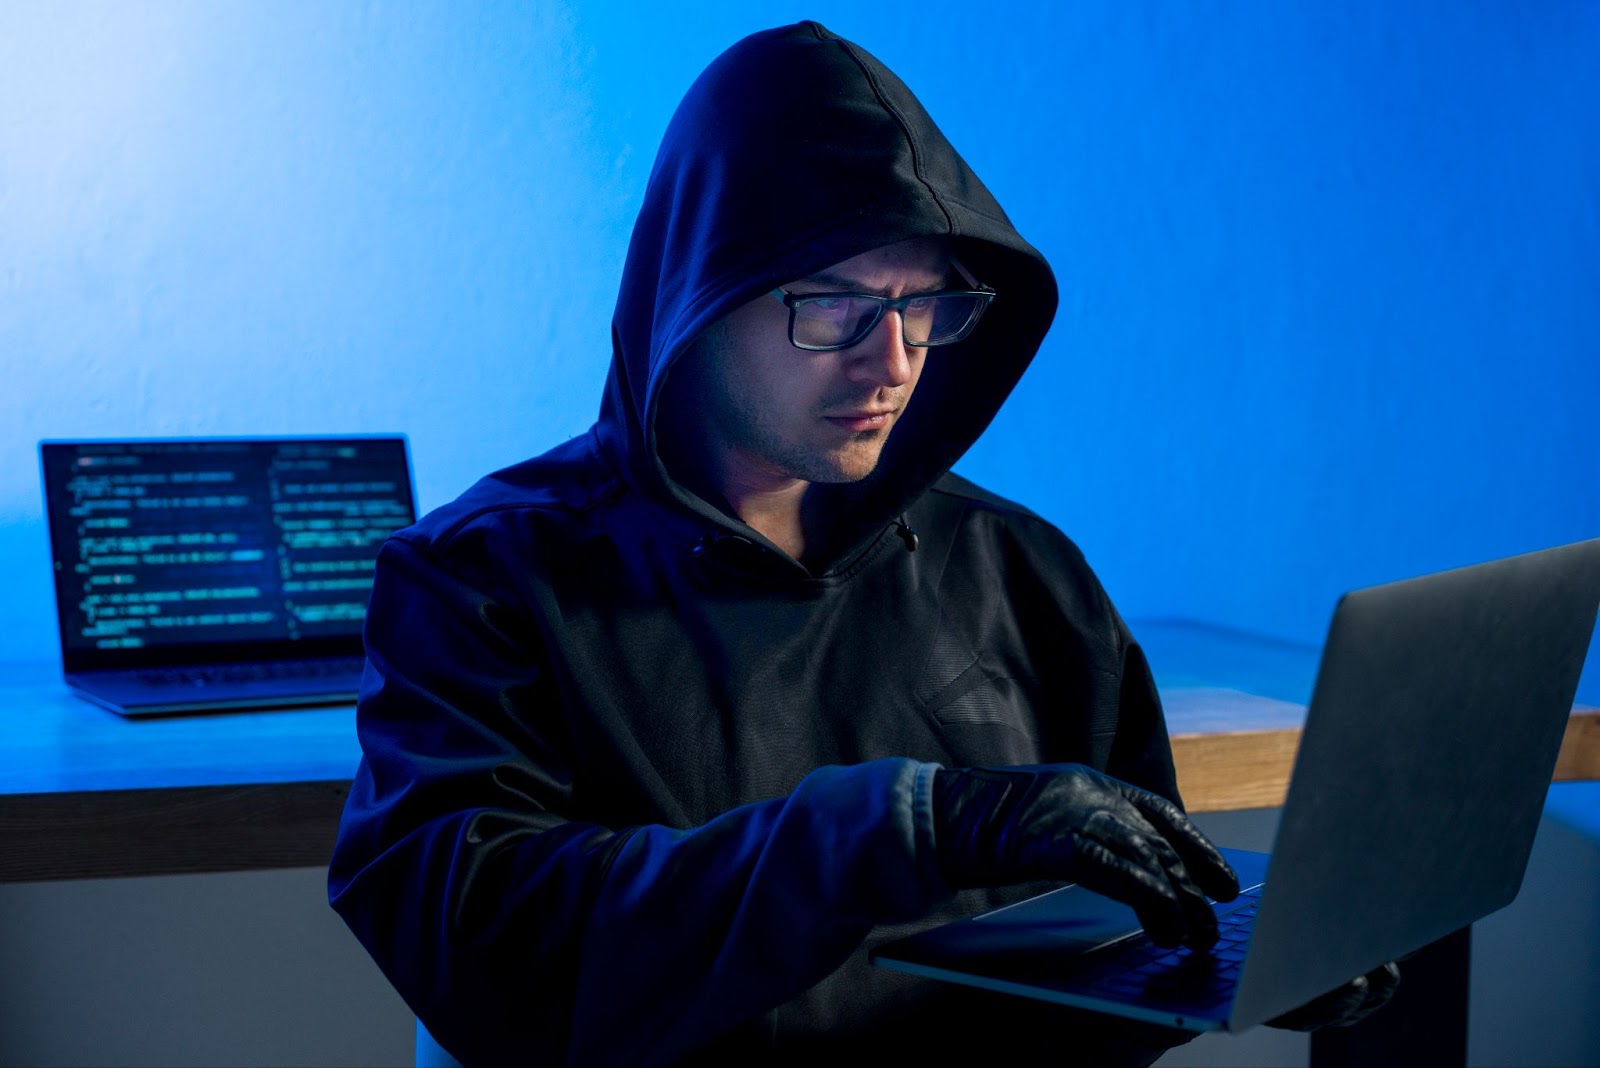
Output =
[{"x1": 330, "y1": 21, "x2": 1183, "y2": 1066}]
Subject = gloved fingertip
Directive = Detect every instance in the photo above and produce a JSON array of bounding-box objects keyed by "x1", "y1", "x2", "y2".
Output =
[
  {"x1": 1201, "y1": 865, "x2": 1241, "y2": 902},
  {"x1": 1144, "y1": 922, "x2": 1185, "y2": 949}
]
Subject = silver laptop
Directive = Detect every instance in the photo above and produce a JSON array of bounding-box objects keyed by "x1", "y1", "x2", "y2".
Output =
[
  {"x1": 40, "y1": 436, "x2": 416, "y2": 716},
  {"x1": 872, "y1": 537, "x2": 1600, "y2": 1032}
]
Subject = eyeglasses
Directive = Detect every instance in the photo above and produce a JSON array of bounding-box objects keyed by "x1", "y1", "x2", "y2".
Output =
[
  {"x1": 770, "y1": 286, "x2": 996, "y2": 351},
  {"x1": 771, "y1": 254, "x2": 996, "y2": 352}
]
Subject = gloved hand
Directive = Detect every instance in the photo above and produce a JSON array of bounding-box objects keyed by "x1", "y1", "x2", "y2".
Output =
[
  {"x1": 1265, "y1": 961, "x2": 1401, "y2": 1030},
  {"x1": 932, "y1": 764, "x2": 1240, "y2": 949}
]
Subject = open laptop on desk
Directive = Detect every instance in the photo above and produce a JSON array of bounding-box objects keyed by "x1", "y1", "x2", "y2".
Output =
[
  {"x1": 872, "y1": 537, "x2": 1600, "y2": 1033},
  {"x1": 40, "y1": 436, "x2": 417, "y2": 716}
]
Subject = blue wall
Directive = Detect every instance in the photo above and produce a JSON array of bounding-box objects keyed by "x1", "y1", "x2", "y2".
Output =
[{"x1": 2, "y1": 2, "x2": 1596, "y2": 700}]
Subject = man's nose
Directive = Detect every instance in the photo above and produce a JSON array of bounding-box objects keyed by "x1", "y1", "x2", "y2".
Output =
[{"x1": 842, "y1": 309, "x2": 916, "y2": 387}]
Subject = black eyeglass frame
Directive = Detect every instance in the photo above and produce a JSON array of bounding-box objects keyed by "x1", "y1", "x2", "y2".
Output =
[
  {"x1": 768, "y1": 285, "x2": 996, "y2": 352},
  {"x1": 768, "y1": 254, "x2": 997, "y2": 353}
]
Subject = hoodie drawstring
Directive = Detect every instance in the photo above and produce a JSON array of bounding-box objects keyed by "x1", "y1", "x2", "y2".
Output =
[{"x1": 893, "y1": 517, "x2": 919, "y2": 553}]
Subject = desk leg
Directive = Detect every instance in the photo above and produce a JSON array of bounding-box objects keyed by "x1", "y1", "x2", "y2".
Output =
[{"x1": 1309, "y1": 926, "x2": 1470, "y2": 1068}]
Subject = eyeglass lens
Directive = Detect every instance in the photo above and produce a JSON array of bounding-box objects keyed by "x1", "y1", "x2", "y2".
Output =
[{"x1": 791, "y1": 294, "x2": 987, "y2": 349}]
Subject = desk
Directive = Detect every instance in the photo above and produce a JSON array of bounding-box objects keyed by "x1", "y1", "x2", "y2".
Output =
[
  {"x1": 3, "y1": 619, "x2": 1597, "y2": 883},
  {"x1": 0, "y1": 663, "x2": 358, "y2": 882},
  {"x1": 1138, "y1": 620, "x2": 1600, "y2": 812}
]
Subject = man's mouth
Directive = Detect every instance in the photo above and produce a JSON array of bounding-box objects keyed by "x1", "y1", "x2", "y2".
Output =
[{"x1": 824, "y1": 410, "x2": 896, "y2": 432}]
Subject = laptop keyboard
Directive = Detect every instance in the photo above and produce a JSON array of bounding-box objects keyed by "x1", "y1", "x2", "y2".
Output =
[
  {"x1": 136, "y1": 657, "x2": 366, "y2": 687},
  {"x1": 1081, "y1": 886, "x2": 1263, "y2": 1008}
]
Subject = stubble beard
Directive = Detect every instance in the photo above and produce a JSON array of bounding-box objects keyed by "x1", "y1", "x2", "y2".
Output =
[
  {"x1": 737, "y1": 398, "x2": 896, "y2": 485},
  {"x1": 741, "y1": 423, "x2": 887, "y2": 485},
  {"x1": 700, "y1": 343, "x2": 903, "y2": 486}
]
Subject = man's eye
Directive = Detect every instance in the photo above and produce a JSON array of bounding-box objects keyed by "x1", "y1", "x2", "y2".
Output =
[
  {"x1": 803, "y1": 297, "x2": 845, "y2": 312},
  {"x1": 905, "y1": 297, "x2": 935, "y2": 312}
]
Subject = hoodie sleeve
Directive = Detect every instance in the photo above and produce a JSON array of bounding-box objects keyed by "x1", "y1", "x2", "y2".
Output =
[
  {"x1": 1108, "y1": 618, "x2": 1185, "y2": 809},
  {"x1": 327, "y1": 535, "x2": 951, "y2": 1066}
]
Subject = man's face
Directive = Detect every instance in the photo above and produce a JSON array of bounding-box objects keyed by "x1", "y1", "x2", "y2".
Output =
[{"x1": 678, "y1": 236, "x2": 947, "y2": 491}]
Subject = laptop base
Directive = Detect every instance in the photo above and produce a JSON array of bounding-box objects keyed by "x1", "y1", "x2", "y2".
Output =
[{"x1": 872, "y1": 848, "x2": 1272, "y2": 1032}]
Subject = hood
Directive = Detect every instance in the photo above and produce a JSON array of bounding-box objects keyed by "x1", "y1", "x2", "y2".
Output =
[{"x1": 595, "y1": 20, "x2": 1058, "y2": 572}]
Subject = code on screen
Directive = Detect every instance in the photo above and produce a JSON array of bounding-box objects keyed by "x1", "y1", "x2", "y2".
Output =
[{"x1": 43, "y1": 439, "x2": 414, "y2": 652}]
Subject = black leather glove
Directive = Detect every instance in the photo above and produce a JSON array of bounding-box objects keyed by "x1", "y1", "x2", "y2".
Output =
[
  {"x1": 1266, "y1": 961, "x2": 1402, "y2": 1031},
  {"x1": 932, "y1": 764, "x2": 1240, "y2": 949}
]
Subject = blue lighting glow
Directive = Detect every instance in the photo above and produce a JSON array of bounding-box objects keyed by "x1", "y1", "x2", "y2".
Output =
[{"x1": 1, "y1": 2, "x2": 1595, "y2": 682}]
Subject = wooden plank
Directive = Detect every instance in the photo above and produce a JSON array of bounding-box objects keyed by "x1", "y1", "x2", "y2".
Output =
[
  {"x1": 1554, "y1": 710, "x2": 1600, "y2": 780},
  {"x1": 1174, "y1": 708, "x2": 1600, "y2": 814},
  {"x1": 0, "y1": 780, "x2": 350, "y2": 883},
  {"x1": 0, "y1": 674, "x2": 363, "y2": 796},
  {"x1": 1172, "y1": 728, "x2": 1302, "y2": 812}
]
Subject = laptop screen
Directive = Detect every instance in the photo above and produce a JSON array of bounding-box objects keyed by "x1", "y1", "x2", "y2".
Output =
[{"x1": 40, "y1": 437, "x2": 417, "y2": 671}]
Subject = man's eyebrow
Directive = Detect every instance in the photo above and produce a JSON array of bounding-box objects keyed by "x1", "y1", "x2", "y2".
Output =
[
  {"x1": 796, "y1": 270, "x2": 864, "y2": 288},
  {"x1": 793, "y1": 268, "x2": 952, "y2": 291}
]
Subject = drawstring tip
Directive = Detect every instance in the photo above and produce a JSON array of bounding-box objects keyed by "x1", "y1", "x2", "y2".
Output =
[{"x1": 895, "y1": 518, "x2": 919, "y2": 553}]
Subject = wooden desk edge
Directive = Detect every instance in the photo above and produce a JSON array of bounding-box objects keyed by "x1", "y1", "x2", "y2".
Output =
[
  {"x1": 0, "y1": 780, "x2": 351, "y2": 883},
  {"x1": 1174, "y1": 708, "x2": 1600, "y2": 813},
  {"x1": 5, "y1": 711, "x2": 1596, "y2": 879}
]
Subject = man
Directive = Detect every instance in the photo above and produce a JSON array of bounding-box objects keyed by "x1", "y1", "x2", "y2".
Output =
[{"x1": 330, "y1": 21, "x2": 1394, "y2": 1065}]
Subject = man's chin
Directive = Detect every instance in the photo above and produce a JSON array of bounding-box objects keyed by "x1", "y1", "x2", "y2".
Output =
[
  {"x1": 807, "y1": 450, "x2": 885, "y2": 484},
  {"x1": 811, "y1": 471, "x2": 875, "y2": 485}
]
